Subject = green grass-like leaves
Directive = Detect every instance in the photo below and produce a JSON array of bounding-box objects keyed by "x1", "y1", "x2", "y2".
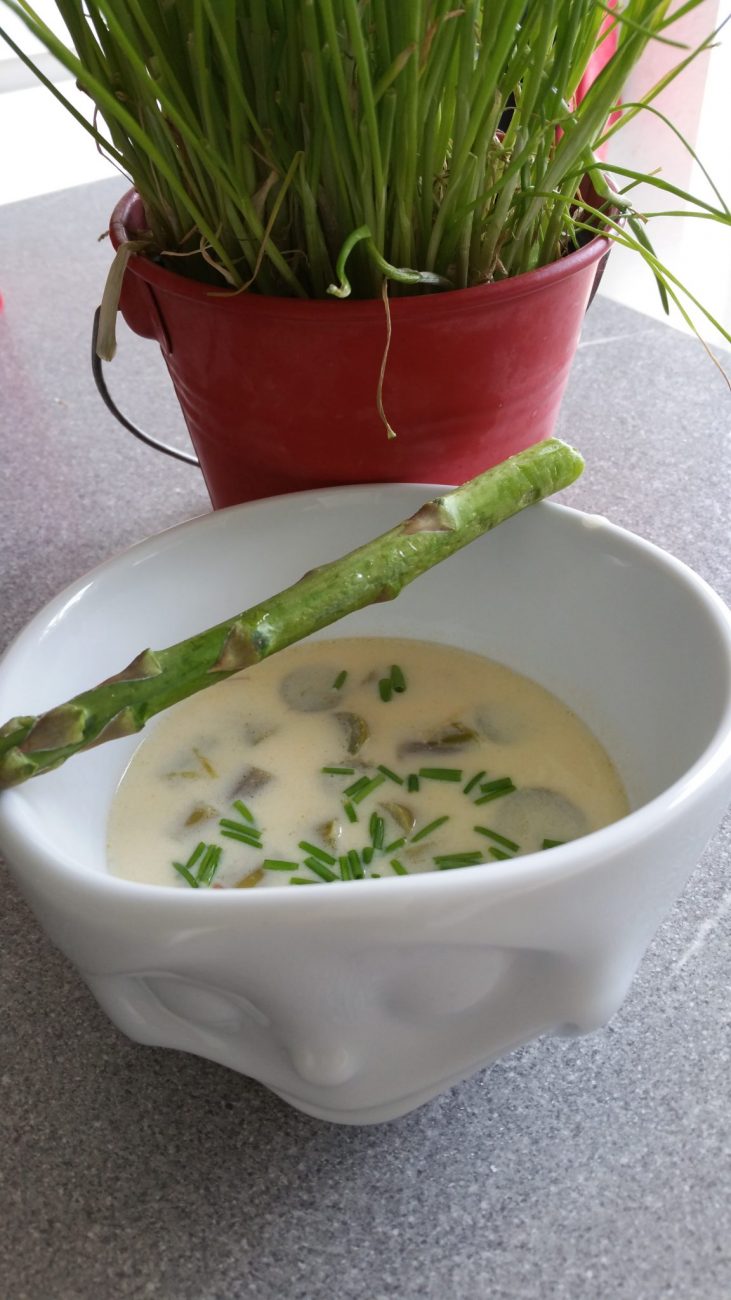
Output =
[{"x1": 1, "y1": 0, "x2": 728, "y2": 339}]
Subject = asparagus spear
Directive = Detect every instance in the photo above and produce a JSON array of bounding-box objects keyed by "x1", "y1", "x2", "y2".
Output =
[{"x1": 0, "y1": 439, "x2": 583, "y2": 788}]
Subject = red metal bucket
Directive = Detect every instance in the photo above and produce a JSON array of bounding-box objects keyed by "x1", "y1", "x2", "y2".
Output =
[{"x1": 108, "y1": 190, "x2": 609, "y2": 509}]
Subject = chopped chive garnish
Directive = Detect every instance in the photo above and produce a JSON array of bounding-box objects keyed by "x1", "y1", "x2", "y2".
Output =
[
  {"x1": 407, "y1": 774, "x2": 420, "y2": 793},
  {"x1": 232, "y1": 799, "x2": 254, "y2": 823},
  {"x1": 371, "y1": 873, "x2": 381, "y2": 878},
  {"x1": 371, "y1": 815, "x2": 385, "y2": 850},
  {"x1": 340, "y1": 854, "x2": 352, "y2": 880},
  {"x1": 474, "y1": 783, "x2": 516, "y2": 806},
  {"x1": 333, "y1": 670, "x2": 348, "y2": 690},
  {"x1": 351, "y1": 774, "x2": 386, "y2": 804},
  {"x1": 362, "y1": 846, "x2": 374, "y2": 865},
  {"x1": 411, "y1": 814, "x2": 449, "y2": 843},
  {"x1": 378, "y1": 677, "x2": 393, "y2": 702},
  {"x1": 377, "y1": 764, "x2": 404, "y2": 785},
  {"x1": 369, "y1": 811, "x2": 378, "y2": 838},
  {"x1": 383, "y1": 837, "x2": 406, "y2": 854},
  {"x1": 390, "y1": 858, "x2": 409, "y2": 876},
  {"x1": 474, "y1": 826, "x2": 520, "y2": 852},
  {"x1": 185, "y1": 842, "x2": 206, "y2": 871},
  {"x1": 262, "y1": 859, "x2": 299, "y2": 872},
  {"x1": 298, "y1": 840, "x2": 337, "y2": 865},
  {"x1": 463, "y1": 770, "x2": 486, "y2": 795},
  {"x1": 390, "y1": 664, "x2": 406, "y2": 693},
  {"x1": 489, "y1": 847, "x2": 513, "y2": 861},
  {"x1": 419, "y1": 767, "x2": 463, "y2": 782},
  {"x1": 343, "y1": 800, "x2": 358, "y2": 823},
  {"x1": 197, "y1": 844, "x2": 222, "y2": 885},
  {"x1": 221, "y1": 829, "x2": 263, "y2": 846},
  {"x1": 348, "y1": 849, "x2": 364, "y2": 880},
  {"x1": 542, "y1": 838, "x2": 566, "y2": 849},
  {"x1": 480, "y1": 777, "x2": 515, "y2": 793},
  {"x1": 303, "y1": 857, "x2": 338, "y2": 882},
  {"x1": 220, "y1": 818, "x2": 262, "y2": 837},
  {"x1": 172, "y1": 861, "x2": 199, "y2": 888},
  {"x1": 322, "y1": 765, "x2": 356, "y2": 776},
  {"x1": 344, "y1": 774, "x2": 371, "y2": 798},
  {"x1": 290, "y1": 877, "x2": 319, "y2": 885},
  {"x1": 434, "y1": 851, "x2": 484, "y2": 870}
]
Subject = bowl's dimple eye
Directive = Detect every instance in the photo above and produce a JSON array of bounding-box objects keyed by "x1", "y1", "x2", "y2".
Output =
[{"x1": 142, "y1": 975, "x2": 270, "y2": 1029}]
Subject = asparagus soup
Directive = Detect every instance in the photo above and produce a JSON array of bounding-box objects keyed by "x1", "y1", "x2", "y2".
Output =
[{"x1": 107, "y1": 637, "x2": 628, "y2": 889}]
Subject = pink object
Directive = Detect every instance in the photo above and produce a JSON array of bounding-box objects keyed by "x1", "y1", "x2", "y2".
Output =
[{"x1": 110, "y1": 190, "x2": 610, "y2": 510}]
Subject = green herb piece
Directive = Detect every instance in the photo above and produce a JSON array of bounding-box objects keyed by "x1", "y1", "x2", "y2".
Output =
[
  {"x1": 344, "y1": 774, "x2": 371, "y2": 798},
  {"x1": 185, "y1": 842, "x2": 206, "y2": 872},
  {"x1": 377, "y1": 764, "x2": 404, "y2": 785},
  {"x1": 290, "y1": 877, "x2": 319, "y2": 885},
  {"x1": 434, "y1": 851, "x2": 484, "y2": 870},
  {"x1": 390, "y1": 665, "x2": 406, "y2": 693},
  {"x1": 262, "y1": 859, "x2": 299, "y2": 872},
  {"x1": 348, "y1": 849, "x2": 364, "y2": 880},
  {"x1": 419, "y1": 767, "x2": 463, "y2": 782},
  {"x1": 390, "y1": 859, "x2": 409, "y2": 876},
  {"x1": 481, "y1": 777, "x2": 515, "y2": 794},
  {"x1": 343, "y1": 800, "x2": 358, "y2": 824},
  {"x1": 463, "y1": 770, "x2": 486, "y2": 795},
  {"x1": 412, "y1": 815, "x2": 450, "y2": 843},
  {"x1": 233, "y1": 799, "x2": 254, "y2": 823},
  {"x1": 333, "y1": 670, "x2": 348, "y2": 690},
  {"x1": 378, "y1": 678, "x2": 393, "y2": 703},
  {"x1": 197, "y1": 844, "x2": 222, "y2": 885},
  {"x1": 489, "y1": 847, "x2": 513, "y2": 861},
  {"x1": 366, "y1": 811, "x2": 385, "y2": 852},
  {"x1": 407, "y1": 774, "x2": 420, "y2": 793},
  {"x1": 172, "y1": 861, "x2": 199, "y2": 888},
  {"x1": 383, "y1": 837, "x2": 406, "y2": 854},
  {"x1": 340, "y1": 854, "x2": 352, "y2": 881},
  {"x1": 303, "y1": 857, "x2": 338, "y2": 882},
  {"x1": 298, "y1": 840, "x2": 337, "y2": 866},
  {"x1": 322, "y1": 765, "x2": 356, "y2": 776},
  {"x1": 220, "y1": 818, "x2": 262, "y2": 836},
  {"x1": 362, "y1": 846, "x2": 375, "y2": 865},
  {"x1": 542, "y1": 838, "x2": 566, "y2": 850},
  {"x1": 351, "y1": 774, "x2": 387, "y2": 805},
  {"x1": 474, "y1": 779, "x2": 516, "y2": 806},
  {"x1": 220, "y1": 833, "x2": 262, "y2": 851},
  {"x1": 371, "y1": 873, "x2": 381, "y2": 879},
  {"x1": 474, "y1": 826, "x2": 520, "y2": 852}
]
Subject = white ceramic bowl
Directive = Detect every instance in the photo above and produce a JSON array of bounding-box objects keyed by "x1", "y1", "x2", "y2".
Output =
[{"x1": 1, "y1": 488, "x2": 731, "y2": 1125}]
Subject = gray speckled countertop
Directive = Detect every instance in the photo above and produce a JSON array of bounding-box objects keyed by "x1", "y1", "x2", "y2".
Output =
[{"x1": 1, "y1": 181, "x2": 729, "y2": 1300}]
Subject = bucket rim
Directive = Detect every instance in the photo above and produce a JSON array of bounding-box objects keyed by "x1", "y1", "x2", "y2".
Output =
[{"x1": 109, "y1": 188, "x2": 612, "y2": 319}]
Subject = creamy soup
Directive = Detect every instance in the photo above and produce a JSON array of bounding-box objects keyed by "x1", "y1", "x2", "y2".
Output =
[{"x1": 107, "y1": 637, "x2": 628, "y2": 889}]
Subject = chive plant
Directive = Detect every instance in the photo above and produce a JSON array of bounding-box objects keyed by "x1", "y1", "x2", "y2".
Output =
[{"x1": 1, "y1": 0, "x2": 729, "y2": 341}]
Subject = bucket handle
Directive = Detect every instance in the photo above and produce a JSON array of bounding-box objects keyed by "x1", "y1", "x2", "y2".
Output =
[{"x1": 91, "y1": 306, "x2": 200, "y2": 467}]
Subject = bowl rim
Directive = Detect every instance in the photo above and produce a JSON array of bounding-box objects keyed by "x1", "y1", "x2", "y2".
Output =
[{"x1": 1, "y1": 488, "x2": 731, "y2": 908}]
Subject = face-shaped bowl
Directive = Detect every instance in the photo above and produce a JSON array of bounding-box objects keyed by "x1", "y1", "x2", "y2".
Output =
[{"x1": 1, "y1": 488, "x2": 730, "y2": 1125}]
